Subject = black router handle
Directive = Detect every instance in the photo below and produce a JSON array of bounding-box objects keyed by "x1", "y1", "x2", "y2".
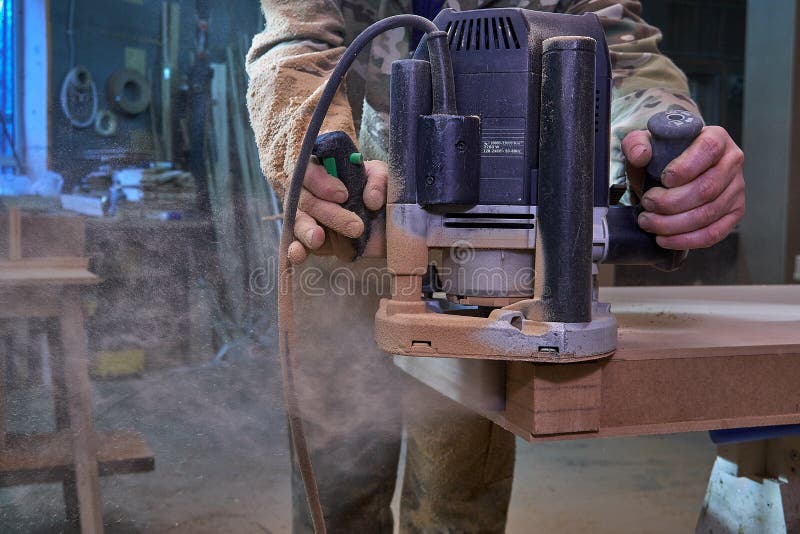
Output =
[
  {"x1": 644, "y1": 110, "x2": 704, "y2": 192},
  {"x1": 641, "y1": 110, "x2": 704, "y2": 271}
]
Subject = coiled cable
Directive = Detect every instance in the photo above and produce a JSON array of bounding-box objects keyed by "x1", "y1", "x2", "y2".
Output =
[{"x1": 60, "y1": 66, "x2": 98, "y2": 129}]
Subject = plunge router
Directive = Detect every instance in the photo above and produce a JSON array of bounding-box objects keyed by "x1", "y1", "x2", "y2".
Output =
[
  {"x1": 372, "y1": 8, "x2": 703, "y2": 362},
  {"x1": 279, "y1": 11, "x2": 703, "y2": 529}
]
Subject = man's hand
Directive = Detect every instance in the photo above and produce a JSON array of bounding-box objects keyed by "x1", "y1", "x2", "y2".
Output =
[
  {"x1": 287, "y1": 159, "x2": 387, "y2": 264},
  {"x1": 622, "y1": 125, "x2": 745, "y2": 250}
]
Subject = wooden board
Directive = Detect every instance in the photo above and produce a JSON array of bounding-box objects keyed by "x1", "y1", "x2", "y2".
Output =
[
  {"x1": 0, "y1": 257, "x2": 89, "y2": 270},
  {"x1": 0, "y1": 213, "x2": 86, "y2": 259},
  {"x1": 0, "y1": 268, "x2": 99, "y2": 286},
  {"x1": 396, "y1": 285, "x2": 800, "y2": 442},
  {"x1": 8, "y1": 207, "x2": 21, "y2": 260},
  {"x1": 0, "y1": 430, "x2": 154, "y2": 487},
  {"x1": 59, "y1": 287, "x2": 104, "y2": 532},
  {"x1": 607, "y1": 285, "x2": 800, "y2": 358}
]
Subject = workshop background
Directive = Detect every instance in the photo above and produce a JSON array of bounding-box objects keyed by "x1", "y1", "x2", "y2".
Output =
[{"x1": 0, "y1": 0, "x2": 796, "y2": 533}]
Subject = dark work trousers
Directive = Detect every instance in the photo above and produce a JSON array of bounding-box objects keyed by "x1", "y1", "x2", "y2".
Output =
[{"x1": 289, "y1": 256, "x2": 516, "y2": 533}]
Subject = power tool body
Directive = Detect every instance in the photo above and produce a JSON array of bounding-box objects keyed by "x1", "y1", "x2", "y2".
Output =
[{"x1": 370, "y1": 8, "x2": 702, "y2": 362}]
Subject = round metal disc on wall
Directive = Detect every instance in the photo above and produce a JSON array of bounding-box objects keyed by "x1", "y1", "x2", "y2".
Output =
[
  {"x1": 106, "y1": 69, "x2": 152, "y2": 115},
  {"x1": 94, "y1": 109, "x2": 119, "y2": 137}
]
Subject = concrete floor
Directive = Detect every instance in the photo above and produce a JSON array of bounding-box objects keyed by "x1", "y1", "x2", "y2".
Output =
[{"x1": 0, "y1": 350, "x2": 717, "y2": 533}]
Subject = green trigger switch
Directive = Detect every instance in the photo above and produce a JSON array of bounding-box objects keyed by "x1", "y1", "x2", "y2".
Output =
[
  {"x1": 312, "y1": 131, "x2": 372, "y2": 258},
  {"x1": 322, "y1": 157, "x2": 338, "y2": 178}
]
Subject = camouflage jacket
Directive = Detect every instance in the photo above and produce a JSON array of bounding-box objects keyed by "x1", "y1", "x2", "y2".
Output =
[{"x1": 246, "y1": 0, "x2": 700, "y2": 198}]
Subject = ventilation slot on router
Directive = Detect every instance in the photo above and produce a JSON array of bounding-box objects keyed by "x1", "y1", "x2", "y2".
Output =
[
  {"x1": 444, "y1": 222, "x2": 535, "y2": 230},
  {"x1": 446, "y1": 17, "x2": 521, "y2": 51},
  {"x1": 445, "y1": 212, "x2": 534, "y2": 220}
]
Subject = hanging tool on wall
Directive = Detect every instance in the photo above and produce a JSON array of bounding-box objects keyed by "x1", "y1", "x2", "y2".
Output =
[
  {"x1": 106, "y1": 69, "x2": 152, "y2": 116},
  {"x1": 60, "y1": 66, "x2": 98, "y2": 129},
  {"x1": 61, "y1": 0, "x2": 98, "y2": 129},
  {"x1": 277, "y1": 9, "x2": 702, "y2": 532}
]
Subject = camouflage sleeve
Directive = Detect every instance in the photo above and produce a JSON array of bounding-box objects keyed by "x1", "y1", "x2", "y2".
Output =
[
  {"x1": 562, "y1": 0, "x2": 701, "y2": 188},
  {"x1": 246, "y1": 1, "x2": 357, "y2": 198}
]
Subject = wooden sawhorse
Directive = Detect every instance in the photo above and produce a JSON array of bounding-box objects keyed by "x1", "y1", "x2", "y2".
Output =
[{"x1": 0, "y1": 209, "x2": 153, "y2": 533}]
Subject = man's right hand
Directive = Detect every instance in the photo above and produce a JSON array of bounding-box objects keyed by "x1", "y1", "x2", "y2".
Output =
[{"x1": 287, "y1": 159, "x2": 388, "y2": 264}]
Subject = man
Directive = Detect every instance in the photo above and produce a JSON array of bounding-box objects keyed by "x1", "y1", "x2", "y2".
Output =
[{"x1": 246, "y1": 1, "x2": 745, "y2": 532}]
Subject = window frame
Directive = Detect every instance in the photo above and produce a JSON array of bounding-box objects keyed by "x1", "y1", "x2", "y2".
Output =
[
  {"x1": 19, "y1": 0, "x2": 49, "y2": 180},
  {"x1": 0, "y1": 0, "x2": 21, "y2": 170},
  {"x1": 0, "y1": 0, "x2": 51, "y2": 177}
]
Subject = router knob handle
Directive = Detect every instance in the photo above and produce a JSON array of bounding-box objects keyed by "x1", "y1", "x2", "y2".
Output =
[
  {"x1": 644, "y1": 110, "x2": 704, "y2": 192},
  {"x1": 640, "y1": 110, "x2": 704, "y2": 272}
]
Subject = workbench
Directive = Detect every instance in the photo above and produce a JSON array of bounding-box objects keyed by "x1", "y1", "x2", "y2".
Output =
[{"x1": 395, "y1": 285, "x2": 800, "y2": 441}]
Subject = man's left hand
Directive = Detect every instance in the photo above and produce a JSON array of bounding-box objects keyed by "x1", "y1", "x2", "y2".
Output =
[{"x1": 622, "y1": 125, "x2": 745, "y2": 250}]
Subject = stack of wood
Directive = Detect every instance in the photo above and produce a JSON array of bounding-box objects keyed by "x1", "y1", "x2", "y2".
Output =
[
  {"x1": 113, "y1": 167, "x2": 198, "y2": 217},
  {"x1": 76, "y1": 170, "x2": 113, "y2": 196},
  {"x1": 139, "y1": 168, "x2": 197, "y2": 209}
]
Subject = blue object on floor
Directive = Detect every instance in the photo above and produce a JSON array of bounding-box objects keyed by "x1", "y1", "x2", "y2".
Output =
[{"x1": 710, "y1": 424, "x2": 800, "y2": 445}]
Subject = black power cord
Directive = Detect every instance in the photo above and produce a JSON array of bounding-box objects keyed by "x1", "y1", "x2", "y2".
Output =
[{"x1": 277, "y1": 14, "x2": 456, "y2": 534}]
